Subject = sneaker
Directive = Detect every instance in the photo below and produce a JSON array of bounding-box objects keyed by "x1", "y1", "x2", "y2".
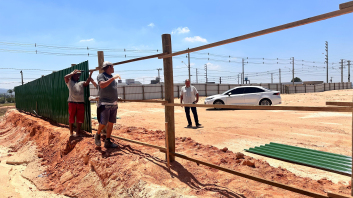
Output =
[
  {"x1": 186, "y1": 124, "x2": 192, "y2": 128},
  {"x1": 196, "y1": 124, "x2": 202, "y2": 128},
  {"x1": 94, "y1": 133, "x2": 101, "y2": 146},
  {"x1": 104, "y1": 139, "x2": 119, "y2": 148}
]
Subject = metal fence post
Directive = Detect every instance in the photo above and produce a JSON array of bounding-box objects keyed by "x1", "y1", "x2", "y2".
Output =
[
  {"x1": 314, "y1": 84, "x2": 316, "y2": 92},
  {"x1": 205, "y1": 83, "x2": 207, "y2": 97},
  {"x1": 123, "y1": 86, "x2": 126, "y2": 99},
  {"x1": 142, "y1": 85, "x2": 145, "y2": 100},
  {"x1": 161, "y1": 85, "x2": 164, "y2": 100},
  {"x1": 177, "y1": 85, "x2": 180, "y2": 99}
]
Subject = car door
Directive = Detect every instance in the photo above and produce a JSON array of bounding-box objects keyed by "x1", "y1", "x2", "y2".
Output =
[
  {"x1": 243, "y1": 87, "x2": 264, "y2": 105},
  {"x1": 225, "y1": 87, "x2": 245, "y2": 105}
]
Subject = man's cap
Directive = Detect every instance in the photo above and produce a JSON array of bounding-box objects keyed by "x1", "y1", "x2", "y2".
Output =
[{"x1": 102, "y1": 61, "x2": 113, "y2": 69}]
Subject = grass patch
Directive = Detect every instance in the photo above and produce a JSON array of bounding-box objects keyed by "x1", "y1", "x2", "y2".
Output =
[{"x1": 0, "y1": 103, "x2": 15, "y2": 107}]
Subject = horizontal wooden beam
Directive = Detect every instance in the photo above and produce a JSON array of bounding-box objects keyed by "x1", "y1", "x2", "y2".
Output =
[
  {"x1": 327, "y1": 191, "x2": 350, "y2": 198},
  {"x1": 118, "y1": 99, "x2": 167, "y2": 104},
  {"x1": 159, "y1": 149, "x2": 329, "y2": 198},
  {"x1": 340, "y1": 1, "x2": 353, "y2": 10},
  {"x1": 89, "y1": 53, "x2": 166, "y2": 72},
  {"x1": 158, "y1": 4, "x2": 353, "y2": 59},
  {"x1": 326, "y1": 101, "x2": 353, "y2": 107},
  {"x1": 111, "y1": 135, "x2": 166, "y2": 151},
  {"x1": 164, "y1": 103, "x2": 353, "y2": 112}
]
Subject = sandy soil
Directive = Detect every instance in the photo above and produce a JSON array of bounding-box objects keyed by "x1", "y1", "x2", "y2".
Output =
[
  {"x1": 0, "y1": 90, "x2": 352, "y2": 197},
  {"x1": 91, "y1": 89, "x2": 353, "y2": 184}
]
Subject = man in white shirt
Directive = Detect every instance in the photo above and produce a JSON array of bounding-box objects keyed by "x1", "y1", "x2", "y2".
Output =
[{"x1": 180, "y1": 79, "x2": 201, "y2": 128}]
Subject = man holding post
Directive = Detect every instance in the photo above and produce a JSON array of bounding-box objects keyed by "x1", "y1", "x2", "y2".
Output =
[
  {"x1": 94, "y1": 61, "x2": 121, "y2": 148},
  {"x1": 180, "y1": 79, "x2": 202, "y2": 128},
  {"x1": 64, "y1": 69, "x2": 91, "y2": 137}
]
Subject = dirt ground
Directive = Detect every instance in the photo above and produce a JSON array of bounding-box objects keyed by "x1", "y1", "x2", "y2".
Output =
[
  {"x1": 0, "y1": 90, "x2": 352, "y2": 198},
  {"x1": 92, "y1": 89, "x2": 353, "y2": 184}
]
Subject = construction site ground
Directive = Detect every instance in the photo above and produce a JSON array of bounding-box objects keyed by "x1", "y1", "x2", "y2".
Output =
[{"x1": 0, "y1": 89, "x2": 352, "y2": 197}]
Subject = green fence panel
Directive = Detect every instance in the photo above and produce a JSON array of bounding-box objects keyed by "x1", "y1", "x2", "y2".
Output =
[{"x1": 14, "y1": 61, "x2": 92, "y2": 132}]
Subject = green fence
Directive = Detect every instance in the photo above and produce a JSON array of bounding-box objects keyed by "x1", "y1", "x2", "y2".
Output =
[{"x1": 14, "y1": 61, "x2": 92, "y2": 132}]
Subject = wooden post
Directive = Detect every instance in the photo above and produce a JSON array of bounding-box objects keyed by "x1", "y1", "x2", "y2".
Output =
[
  {"x1": 205, "y1": 84, "x2": 208, "y2": 97},
  {"x1": 165, "y1": 122, "x2": 170, "y2": 170},
  {"x1": 142, "y1": 86, "x2": 145, "y2": 100},
  {"x1": 305, "y1": 84, "x2": 307, "y2": 93},
  {"x1": 177, "y1": 85, "x2": 180, "y2": 99},
  {"x1": 97, "y1": 51, "x2": 104, "y2": 74},
  {"x1": 71, "y1": 64, "x2": 76, "y2": 67},
  {"x1": 161, "y1": 85, "x2": 164, "y2": 99},
  {"x1": 123, "y1": 86, "x2": 126, "y2": 99},
  {"x1": 162, "y1": 34, "x2": 175, "y2": 162}
]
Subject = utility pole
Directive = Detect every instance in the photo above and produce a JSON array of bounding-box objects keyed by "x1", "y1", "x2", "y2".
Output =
[
  {"x1": 292, "y1": 57, "x2": 295, "y2": 86},
  {"x1": 237, "y1": 74, "x2": 240, "y2": 84},
  {"x1": 196, "y1": 68, "x2": 198, "y2": 83},
  {"x1": 340, "y1": 59, "x2": 343, "y2": 83},
  {"x1": 271, "y1": 73, "x2": 273, "y2": 84},
  {"x1": 242, "y1": 58, "x2": 245, "y2": 84},
  {"x1": 20, "y1": 70, "x2": 23, "y2": 85},
  {"x1": 219, "y1": 77, "x2": 222, "y2": 84},
  {"x1": 204, "y1": 64, "x2": 208, "y2": 83},
  {"x1": 348, "y1": 60, "x2": 351, "y2": 83},
  {"x1": 279, "y1": 68, "x2": 281, "y2": 84},
  {"x1": 157, "y1": 68, "x2": 162, "y2": 84},
  {"x1": 188, "y1": 48, "x2": 191, "y2": 82},
  {"x1": 325, "y1": 41, "x2": 328, "y2": 83}
]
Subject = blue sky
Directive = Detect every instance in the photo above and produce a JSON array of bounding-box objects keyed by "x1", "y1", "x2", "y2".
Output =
[{"x1": 0, "y1": 0, "x2": 352, "y2": 89}]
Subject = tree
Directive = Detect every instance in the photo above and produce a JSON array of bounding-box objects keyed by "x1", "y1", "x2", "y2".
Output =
[
  {"x1": 7, "y1": 89, "x2": 13, "y2": 97},
  {"x1": 291, "y1": 77, "x2": 302, "y2": 82}
]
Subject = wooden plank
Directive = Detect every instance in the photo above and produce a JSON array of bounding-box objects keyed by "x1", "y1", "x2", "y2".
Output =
[
  {"x1": 118, "y1": 99, "x2": 167, "y2": 104},
  {"x1": 162, "y1": 34, "x2": 175, "y2": 162},
  {"x1": 159, "y1": 149, "x2": 329, "y2": 198},
  {"x1": 326, "y1": 101, "x2": 353, "y2": 107},
  {"x1": 340, "y1": 1, "x2": 353, "y2": 9},
  {"x1": 158, "y1": 6, "x2": 353, "y2": 59},
  {"x1": 164, "y1": 103, "x2": 353, "y2": 112},
  {"x1": 327, "y1": 192, "x2": 350, "y2": 198},
  {"x1": 88, "y1": 53, "x2": 165, "y2": 72}
]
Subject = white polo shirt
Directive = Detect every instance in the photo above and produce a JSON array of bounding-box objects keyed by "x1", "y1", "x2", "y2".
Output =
[{"x1": 181, "y1": 85, "x2": 198, "y2": 104}]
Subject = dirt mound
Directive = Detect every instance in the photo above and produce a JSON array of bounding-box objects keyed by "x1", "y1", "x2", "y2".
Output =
[{"x1": 0, "y1": 110, "x2": 351, "y2": 197}]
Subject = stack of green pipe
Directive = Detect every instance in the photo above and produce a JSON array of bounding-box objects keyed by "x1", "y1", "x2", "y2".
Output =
[{"x1": 244, "y1": 142, "x2": 351, "y2": 176}]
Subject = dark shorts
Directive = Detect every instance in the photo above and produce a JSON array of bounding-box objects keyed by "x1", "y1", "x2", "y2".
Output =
[{"x1": 98, "y1": 105, "x2": 118, "y2": 125}]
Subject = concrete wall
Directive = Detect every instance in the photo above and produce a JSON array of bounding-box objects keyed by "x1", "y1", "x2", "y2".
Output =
[{"x1": 90, "y1": 82, "x2": 352, "y2": 100}]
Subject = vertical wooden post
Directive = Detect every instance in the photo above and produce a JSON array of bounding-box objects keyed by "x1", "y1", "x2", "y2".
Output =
[
  {"x1": 123, "y1": 86, "x2": 126, "y2": 99},
  {"x1": 205, "y1": 84, "x2": 208, "y2": 97},
  {"x1": 177, "y1": 85, "x2": 180, "y2": 99},
  {"x1": 142, "y1": 86, "x2": 145, "y2": 100},
  {"x1": 305, "y1": 84, "x2": 307, "y2": 93},
  {"x1": 165, "y1": 122, "x2": 170, "y2": 170},
  {"x1": 162, "y1": 34, "x2": 175, "y2": 162},
  {"x1": 161, "y1": 85, "x2": 164, "y2": 99},
  {"x1": 97, "y1": 51, "x2": 104, "y2": 74}
]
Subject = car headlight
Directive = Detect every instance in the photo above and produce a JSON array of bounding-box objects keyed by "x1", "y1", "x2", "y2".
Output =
[{"x1": 206, "y1": 97, "x2": 214, "y2": 100}]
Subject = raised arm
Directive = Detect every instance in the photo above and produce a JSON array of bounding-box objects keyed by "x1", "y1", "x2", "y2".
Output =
[
  {"x1": 98, "y1": 74, "x2": 121, "y2": 89},
  {"x1": 64, "y1": 69, "x2": 79, "y2": 84}
]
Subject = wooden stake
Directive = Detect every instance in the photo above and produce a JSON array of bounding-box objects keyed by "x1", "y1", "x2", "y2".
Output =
[
  {"x1": 165, "y1": 122, "x2": 170, "y2": 170},
  {"x1": 162, "y1": 34, "x2": 175, "y2": 162}
]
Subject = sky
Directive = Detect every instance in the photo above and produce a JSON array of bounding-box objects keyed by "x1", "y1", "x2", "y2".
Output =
[{"x1": 0, "y1": 0, "x2": 352, "y2": 89}]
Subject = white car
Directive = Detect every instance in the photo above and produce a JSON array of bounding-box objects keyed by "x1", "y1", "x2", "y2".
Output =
[{"x1": 204, "y1": 86, "x2": 281, "y2": 108}]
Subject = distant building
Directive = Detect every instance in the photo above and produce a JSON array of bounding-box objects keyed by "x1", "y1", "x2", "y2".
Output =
[
  {"x1": 150, "y1": 77, "x2": 160, "y2": 84},
  {"x1": 125, "y1": 79, "x2": 135, "y2": 85}
]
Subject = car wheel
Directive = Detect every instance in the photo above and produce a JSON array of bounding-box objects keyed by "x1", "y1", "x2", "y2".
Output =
[
  {"x1": 213, "y1": 100, "x2": 224, "y2": 110},
  {"x1": 259, "y1": 99, "x2": 271, "y2": 106}
]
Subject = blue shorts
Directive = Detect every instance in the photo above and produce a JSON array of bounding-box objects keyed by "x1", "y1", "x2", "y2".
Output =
[{"x1": 98, "y1": 105, "x2": 118, "y2": 125}]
